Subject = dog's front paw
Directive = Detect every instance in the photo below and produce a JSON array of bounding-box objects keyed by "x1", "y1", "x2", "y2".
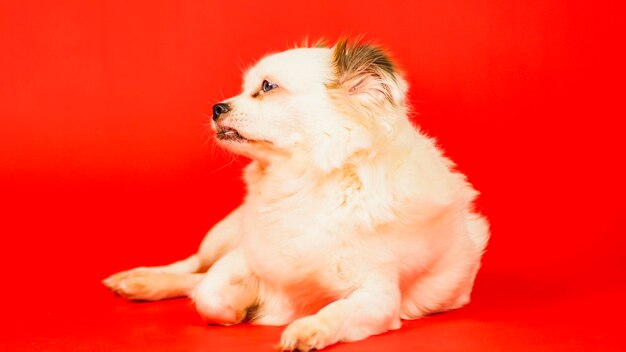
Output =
[
  {"x1": 103, "y1": 268, "x2": 169, "y2": 301},
  {"x1": 102, "y1": 267, "x2": 149, "y2": 290},
  {"x1": 279, "y1": 316, "x2": 334, "y2": 352}
]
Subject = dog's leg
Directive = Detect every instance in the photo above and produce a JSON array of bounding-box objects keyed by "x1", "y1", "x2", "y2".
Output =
[
  {"x1": 103, "y1": 207, "x2": 244, "y2": 300},
  {"x1": 401, "y1": 216, "x2": 488, "y2": 319},
  {"x1": 103, "y1": 254, "x2": 202, "y2": 286},
  {"x1": 108, "y1": 272, "x2": 205, "y2": 301},
  {"x1": 102, "y1": 254, "x2": 204, "y2": 300},
  {"x1": 196, "y1": 206, "x2": 245, "y2": 270},
  {"x1": 193, "y1": 250, "x2": 258, "y2": 325},
  {"x1": 279, "y1": 280, "x2": 402, "y2": 352},
  {"x1": 400, "y1": 258, "x2": 481, "y2": 319}
]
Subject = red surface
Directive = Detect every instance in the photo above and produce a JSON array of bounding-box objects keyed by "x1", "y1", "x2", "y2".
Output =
[{"x1": 1, "y1": 1, "x2": 624, "y2": 351}]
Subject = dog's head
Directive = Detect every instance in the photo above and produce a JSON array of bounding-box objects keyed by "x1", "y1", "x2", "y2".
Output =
[{"x1": 212, "y1": 38, "x2": 408, "y2": 172}]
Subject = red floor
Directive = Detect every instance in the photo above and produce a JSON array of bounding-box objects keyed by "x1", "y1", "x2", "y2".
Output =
[{"x1": 2, "y1": 272, "x2": 624, "y2": 351}]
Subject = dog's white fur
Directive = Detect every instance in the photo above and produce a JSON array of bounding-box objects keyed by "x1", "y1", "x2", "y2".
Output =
[{"x1": 104, "y1": 39, "x2": 489, "y2": 351}]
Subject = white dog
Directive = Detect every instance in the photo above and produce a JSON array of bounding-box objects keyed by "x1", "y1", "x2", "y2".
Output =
[{"x1": 104, "y1": 38, "x2": 489, "y2": 351}]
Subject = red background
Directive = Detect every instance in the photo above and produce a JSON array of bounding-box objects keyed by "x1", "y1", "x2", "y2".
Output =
[{"x1": 1, "y1": 1, "x2": 625, "y2": 351}]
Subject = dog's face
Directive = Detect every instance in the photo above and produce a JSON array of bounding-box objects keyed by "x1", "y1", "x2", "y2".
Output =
[{"x1": 212, "y1": 39, "x2": 408, "y2": 172}]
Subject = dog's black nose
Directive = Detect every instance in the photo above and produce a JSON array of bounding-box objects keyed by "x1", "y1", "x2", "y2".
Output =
[{"x1": 212, "y1": 103, "x2": 231, "y2": 121}]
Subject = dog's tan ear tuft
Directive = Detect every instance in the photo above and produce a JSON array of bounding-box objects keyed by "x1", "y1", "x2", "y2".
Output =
[
  {"x1": 330, "y1": 37, "x2": 405, "y2": 108},
  {"x1": 298, "y1": 37, "x2": 329, "y2": 49}
]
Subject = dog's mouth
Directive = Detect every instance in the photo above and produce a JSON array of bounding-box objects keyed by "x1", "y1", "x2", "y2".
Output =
[{"x1": 216, "y1": 127, "x2": 248, "y2": 142}]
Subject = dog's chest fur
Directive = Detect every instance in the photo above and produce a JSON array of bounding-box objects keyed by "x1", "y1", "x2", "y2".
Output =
[{"x1": 239, "y1": 161, "x2": 375, "y2": 294}]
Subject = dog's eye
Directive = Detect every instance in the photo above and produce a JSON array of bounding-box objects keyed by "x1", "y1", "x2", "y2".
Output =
[{"x1": 262, "y1": 80, "x2": 278, "y2": 93}]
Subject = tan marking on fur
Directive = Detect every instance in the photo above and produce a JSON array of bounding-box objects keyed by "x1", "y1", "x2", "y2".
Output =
[
  {"x1": 297, "y1": 37, "x2": 329, "y2": 49},
  {"x1": 325, "y1": 37, "x2": 405, "y2": 127},
  {"x1": 230, "y1": 276, "x2": 245, "y2": 286},
  {"x1": 329, "y1": 37, "x2": 396, "y2": 88},
  {"x1": 338, "y1": 166, "x2": 363, "y2": 206}
]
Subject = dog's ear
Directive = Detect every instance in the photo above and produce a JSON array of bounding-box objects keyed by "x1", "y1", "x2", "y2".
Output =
[
  {"x1": 309, "y1": 39, "x2": 407, "y2": 173},
  {"x1": 329, "y1": 38, "x2": 407, "y2": 110}
]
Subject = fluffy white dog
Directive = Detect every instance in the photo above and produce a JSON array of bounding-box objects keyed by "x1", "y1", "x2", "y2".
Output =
[{"x1": 104, "y1": 38, "x2": 490, "y2": 351}]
